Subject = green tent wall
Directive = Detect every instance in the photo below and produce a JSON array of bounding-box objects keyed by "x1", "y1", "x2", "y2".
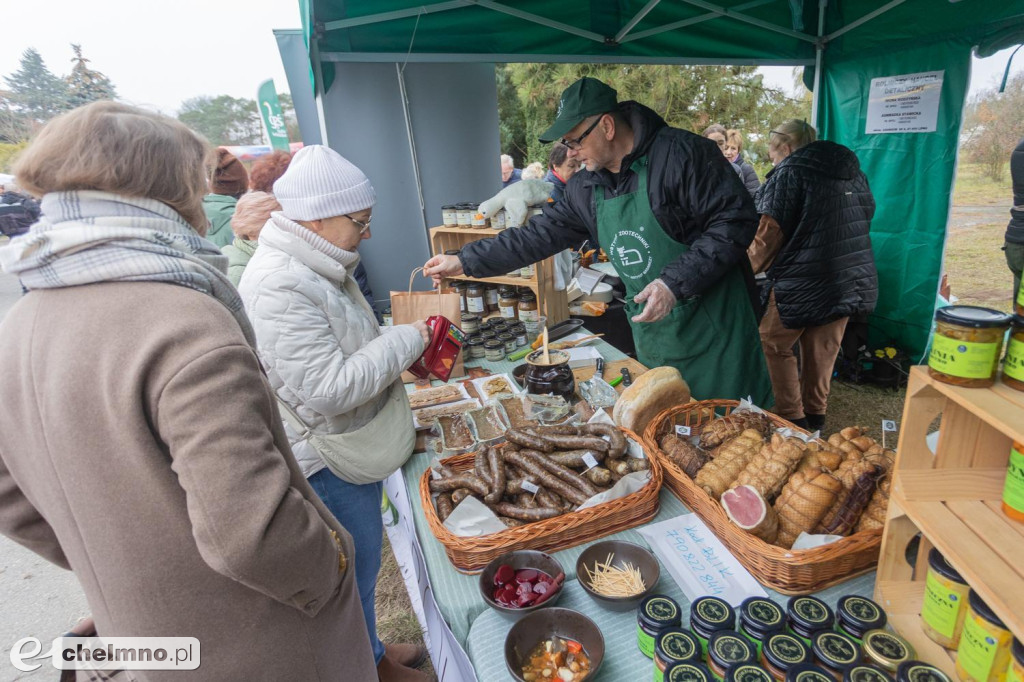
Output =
[{"x1": 297, "y1": 0, "x2": 1024, "y2": 359}]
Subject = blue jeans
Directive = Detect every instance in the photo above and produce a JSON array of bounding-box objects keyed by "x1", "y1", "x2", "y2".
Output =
[{"x1": 307, "y1": 468, "x2": 386, "y2": 665}]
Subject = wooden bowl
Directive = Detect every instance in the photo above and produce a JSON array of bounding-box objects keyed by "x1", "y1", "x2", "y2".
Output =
[
  {"x1": 575, "y1": 540, "x2": 661, "y2": 612},
  {"x1": 504, "y1": 607, "x2": 605, "y2": 681},
  {"x1": 479, "y1": 550, "x2": 564, "y2": 620}
]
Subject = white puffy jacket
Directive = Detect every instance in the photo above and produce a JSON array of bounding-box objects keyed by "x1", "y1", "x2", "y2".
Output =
[{"x1": 238, "y1": 214, "x2": 425, "y2": 478}]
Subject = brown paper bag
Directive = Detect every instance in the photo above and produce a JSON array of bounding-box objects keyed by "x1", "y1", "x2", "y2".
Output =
[{"x1": 390, "y1": 270, "x2": 464, "y2": 382}]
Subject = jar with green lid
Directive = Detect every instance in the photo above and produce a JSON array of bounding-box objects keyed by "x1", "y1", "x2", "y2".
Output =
[
  {"x1": 843, "y1": 664, "x2": 892, "y2": 682},
  {"x1": 928, "y1": 305, "x2": 1011, "y2": 388},
  {"x1": 484, "y1": 285, "x2": 499, "y2": 312},
  {"x1": 896, "y1": 661, "x2": 952, "y2": 682},
  {"x1": 786, "y1": 664, "x2": 834, "y2": 682},
  {"x1": 498, "y1": 287, "x2": 519, "y2": 319},
  {"x1": 666, "y1": 662, "x2": 715, "y2": 682},
  {"x1": 654, "y1": 628, "x2": 701, "y2": 682},
  {"x1": 787, "y1": 597, "x2": 835, "y2": 647},
  {"x1": 466, "y1": 283, "x2": 486, "y2": 314},
  {"x1": 920, "y1": 548, "x2": 970, "y2": 649},
  {"x1": 728, "y1": 664, "x2": 775, "y2": 682},
  {"x1": 835, "y1": 596, "x2": 886, "y2": 644},
  {"x1": 692, "y1": 597, "x2": 737, "y2": 657},
  {"x1": 638, "y1": 595, "x2": 682, "y2": 659},
  {"x1": 708, "y1": 632, "x2": 756, "y2": 681},
  {"x1": 811, "y1": 631, "x2": 860, "y2": 680},
  {"x1": 466, "y1": 336, "x2": 485, "y2": 359},
  {"x1": 956, "y1": 590, "x2": 1013, "y2": 682},
  {"x1": 382, "y1": 307, "x2": 393, "y2": 326},
  {"x1": 1007, "y1": 639, "x2": 1023, "y2": 682},
  {"x1": 441, "y1": 205, "x2": 458, "y2": 227},
  {"x1": 861, "y1": 630, "x2": 914, "y2": 673},
  {"x1": 484, "y1": 339, "x2": 504, "y2": 362},
  {"x1": 761, "y1": 632, "x2": 812, "y2": 682},
  {"x1": 741, "y1": 597, "x2": 786, "y2": 656},
  {"x1": 1002, "y1": 316, "x2": 1024, "y2": 392},
  {"x1": 498, "y1": 333, "x2": 516, "y2": 354},
  {"x1": 460, "y1": 314, "x2": 480, "y2": 335}
]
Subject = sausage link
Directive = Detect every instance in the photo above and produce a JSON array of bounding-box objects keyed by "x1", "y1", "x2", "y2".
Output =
[
  {"x1": 485, "y1": 447, "x2": 505, "y2": 504},
  {"x1": 581, "y1": 423, "x2": 628, "y2": 457},
  {"x1": 489, "y1": 502, "x2": 563, "y2": 521},
  {"x1": 498, "y1": 516, "x2": 525, "y2": 528},
  {"x1": 523, "y1": 450, "x2": 600, "y2": 497},
  {"x1": 547, "y1": 448, "x2": 606, "y2": 467},
  {"x1": 473, "y1": 447, "x2": 492, "y2": 486},
  {"x1": 428, "y1": 474, "x2": 489, "y2": 496},
  {"x1": 435, "y1": 493, "x2": 454, "y2": 521},
  {"x1": 539, "y1": 434, "x2": 610, "y2": 452},
  {"x1": 536, "y1": 488, "x2": 562, "y2": 509},
  {"x1": 502, "y1": 450, "x2": 590, "y2": 505},
  {"x1": 529, "y1": 424, "x2": 581, "y2": 436},
  {"x1": 451, "y1": 488, "x2": 473, "y2": 504},
  {"x1": 504, "y1": 428, "x2": 553, "y2": 452}
]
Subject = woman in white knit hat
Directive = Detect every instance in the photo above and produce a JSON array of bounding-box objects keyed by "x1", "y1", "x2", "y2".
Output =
[{"x1": 239, "y1": 145, "x2": 431, "y2": 682}]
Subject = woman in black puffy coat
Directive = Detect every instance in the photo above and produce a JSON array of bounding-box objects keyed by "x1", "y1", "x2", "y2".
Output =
[{"x1": 749, "y1": 119, "x2": 878, "y2": 432}]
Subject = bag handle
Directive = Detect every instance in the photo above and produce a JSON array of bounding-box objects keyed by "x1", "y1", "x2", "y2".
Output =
[{"x1": 408, "y1": 266, "x2": 444, "y2": 316}]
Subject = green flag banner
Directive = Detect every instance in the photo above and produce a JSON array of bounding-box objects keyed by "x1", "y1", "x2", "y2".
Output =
[{"x1": 257, "y1": 79, "x2": 291, "y2": 151}]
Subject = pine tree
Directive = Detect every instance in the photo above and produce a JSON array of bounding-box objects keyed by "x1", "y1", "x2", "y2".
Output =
[
  {"x1": 65, "y1": 44, "x2": 117, "y2": 109},
  {"x1": 3, "y1": 48, "x2": 69, "y2": 124}
]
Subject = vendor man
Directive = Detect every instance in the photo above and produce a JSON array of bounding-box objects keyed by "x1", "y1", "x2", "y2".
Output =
[{"x1": 424, "y1": 77, "x2": 772, "y2": 405}]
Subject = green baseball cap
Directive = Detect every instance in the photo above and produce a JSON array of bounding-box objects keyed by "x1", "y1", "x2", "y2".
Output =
[{"x1": 538, "y1": 77, "x2": 619, "y2": 143}]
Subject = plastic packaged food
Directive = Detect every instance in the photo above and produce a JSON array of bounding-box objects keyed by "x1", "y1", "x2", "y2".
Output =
[
  {"x1": 727, "y1": 664, "x2": 775, "y2": 682},
  {"x1": 928, "y1": 306, "x2": 1011, "y2": 387},
  {"x1": 835, "y1": 595, "x2": 887, "y2": 644},
  {"x1": 637, "y1": 595, "x2": 682, "y2": 658},
  {"x1": 1003, "y1": 316, "x2": 1024, "y2": 392},
  {"x1": 465, "y1": 404, "x2": 508, "y2": 442},
  {"x1": 1008, "y1": 639, "x2": 1023, "y2": 682},
  {"x1": 787, "y1": 596, "x2": 835, "y2": 647},
  {"x1": 811, "y1": 631, "x2": 860, "y2": 680},
  {"x1": 920, "y1": 548, "x2": 970, "y2": 649},
  {"x1": 862, "y1": 630, "x2": 913, "y2": 672},
  {"x1": 956, "y1": 590, "x2": 1012, "y2": 682},
  {"x1": 435, "y1": 414, "x2": 474, "y2": 453},
  {"x1": 843, "y1": 664, "x2": 892, "y2": 682},
  {"x1": 708, "y1": 632, "x2": 756, "y2": 681},
  {"x1": 654, "y1": 628, "x2": 701, "y2": 682},
  {"x1": 896, "y1": 661, "x2": 952, "y2": 682},
  {"x1": 740, "y1": 597, "x2": 786, "y2": 657},
  {"x1": 761, "y1": 632, "x2": 812, "y2": 682},
  {"x1": 691, "y1": 597, "x2": 738, "y2": 657}
]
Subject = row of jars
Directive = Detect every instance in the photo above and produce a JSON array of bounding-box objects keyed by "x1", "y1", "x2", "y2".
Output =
[
  {"x1": 441, "y1": 203, "x2": 506, "y2": 230},
  {"x1": 454, "y1": 281, "x2": 539, "y2": 323},
  {"x1": 926, "y1": 306, "x2": 1023, "y2": 391},
  {"x1": 444, "y1": 249, "x2": 536, "y2": 281},
  {"x1": 637, "y1": 592, "x2": 980, "y2": 682},
  {"x1": 462, "y1": 317, "x2": 528, "y2": 362}
]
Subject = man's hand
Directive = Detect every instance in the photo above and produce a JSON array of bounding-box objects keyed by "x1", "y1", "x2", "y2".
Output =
[
  {"x1": 630, "y1": 278, "x2": 677, "y2": 323},
  {"x1": 422, "y1": 255, "x2": 464, "y2": 288}
]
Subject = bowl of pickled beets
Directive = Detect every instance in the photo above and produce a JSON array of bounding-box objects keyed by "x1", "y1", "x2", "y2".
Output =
[{"x1": 479, "y1": 550, "x2": 565, "y2": 619}]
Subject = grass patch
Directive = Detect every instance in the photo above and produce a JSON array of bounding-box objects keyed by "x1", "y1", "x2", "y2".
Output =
[
  {"x1": 953, "y1": 163, "x2": 1011, "y2": 206},
  {"x1": 826, "y1": 381, "x2": 907, "y2": 436},
  {"x1": 944, "y1": 220, "x2": 1014, "y2": 313},
  {"x1": 377, "y1": 534, "x2": 436, "y2": 678}
]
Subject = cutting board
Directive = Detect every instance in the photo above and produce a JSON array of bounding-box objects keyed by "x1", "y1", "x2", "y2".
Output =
[{"x1": 572, "y1": 357, "x2": 647, "y2": 395}]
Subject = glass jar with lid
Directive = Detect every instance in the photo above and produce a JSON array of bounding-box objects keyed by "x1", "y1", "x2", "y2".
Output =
[
  {"x1": 708, "y1": 632, "x2": 756, "y2": 681},
  {"x1": 920, "y1": 548, "x2": 969, "y2": 649},
  {"x1": 760, "y1": 632, "x2": 811, "y2": 682},
  {"x1": 1002, "y1": 315, "x2": 1024, "y2": 392},
  {"x1": 691, "y1": 596, "x2": 737, "y2": 658},
  {"x1": 518, "y1": 292, "x2": 539, "y2": 324},
  {"x1": 466, "y1": 336, "x2": 485, "y2": 359},
  {"x1": 484, "y1": 285, "x2": 499, "y2": 313},
  {"x1": 956, "y1": 590, "x2": 1012, "y2": 682},
  {"x1": 483, "y1": 339, "x2": 504, "y2": 362},
  {"x1": 441, "y1": 205, "x2": 458, "y2": 227},
  {"x1": 520, "y1": 262, "x2": 536, "y2": 279},
  {"x1": 381, "y1": 307, "x2": 393, "y2": 326},
  {"x1": 460, "y1": 314, "x2": 480, "y2": 335},
  {"x1": 928, "y1": 305, "x2": 1011, "y2": 388},
  {"x1": 471, "y1": 209, "x2": 487, "y2": 229},
  {"x1": 787, "y1": 596, "x2": 835, "y2": 647},
  {"x1": 835, "y1": 595, "x2": 886, "y2": 645},
  {"x1": 498, "y1": 286, "x2": 519, "y2": 319},
  {"x1": 465, "y1": 283, "x2": 486, "y2": 314},
  {"x1": 452, "y1": 281, "x2": 468, "y2": 313},
  {"x1": 456, "y1": 203, "x2": 474, "y2": 227}
]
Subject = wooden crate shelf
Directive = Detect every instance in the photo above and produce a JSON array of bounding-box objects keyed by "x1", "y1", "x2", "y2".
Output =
[
  {"x1": 875, "y1": 366, "x2": 1024, "y2": 673},
  {"x1": 429, "y1": 225, "x2": 568, "y2": 324}
]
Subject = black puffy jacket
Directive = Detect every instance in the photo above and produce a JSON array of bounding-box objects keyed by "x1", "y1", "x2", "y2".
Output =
[
  {"x1": 756, "y1": 140, "x2": 878, "y2": 329},
  {"x1": 1006, "y1": 137, "x2": 1024, "y2": 245},
  {"x1": 459, "y1": 102, "x2": 758, "y2": 300}
]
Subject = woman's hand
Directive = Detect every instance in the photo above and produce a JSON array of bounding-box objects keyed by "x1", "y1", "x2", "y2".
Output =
[
  {"x1": 412, "y1": 320, "x2": 431, "y2": 346},
  {"x1": 423, "y1": 255, "x2": 464, "y2": 288}
]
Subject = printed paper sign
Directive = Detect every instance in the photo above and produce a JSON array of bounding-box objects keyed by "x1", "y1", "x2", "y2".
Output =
[
  {"x1": 866, "y1": 70, "x2": 944, "y2": 134},
  {"x1": 675, "y1": 425, "x2": 692, "y2": 436},
  {"x1": 638, "y1": 514, "x2": 767, "y2": 607},
  {"x1": 882, "y1": 420, "x2": 898, "y2": 432},
  {"x1": 582, "y1": 453, "x2": 600, "y2": 471},
  {"x1": 520, "y1": 480, "x2": 540, "y2": 494}
]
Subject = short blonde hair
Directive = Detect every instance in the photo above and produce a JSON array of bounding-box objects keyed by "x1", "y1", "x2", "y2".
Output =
[
  {"x1": 725, "y1": 129, "x2": 743, "y2": 151},
  {"x1": 231, "y1": 191, "x2": 280, "y2": 239},
  {"x1": 522, "y1": 162, "x2": 545, "y2": 180},
  {"x1": 14, "y1": 101, "x2": 211, "y2": 231},
  {"x1": 769, "y1": 119, "x2": 817, "y2": 152}
]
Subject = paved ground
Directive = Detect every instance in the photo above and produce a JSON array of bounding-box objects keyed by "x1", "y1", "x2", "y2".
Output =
[{"x1": 0, "y1": 268, "x2": 90, "y2": 681}]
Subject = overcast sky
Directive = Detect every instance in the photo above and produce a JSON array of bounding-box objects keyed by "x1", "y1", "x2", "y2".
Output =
[{"x1": 1, "y1": 0, "x2": 1021, "y2": 117}]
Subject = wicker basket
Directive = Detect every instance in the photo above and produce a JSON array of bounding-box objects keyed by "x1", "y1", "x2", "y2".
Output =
[
  {"x1": 643, "y1": 400, "x2": 882, "y2": 595},
  {"x1": 419, "y1": 429, "x2": 662, "y2": 573}
]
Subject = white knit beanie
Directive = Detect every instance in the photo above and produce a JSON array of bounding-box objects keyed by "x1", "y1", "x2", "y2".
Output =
[{"x1": 273, "y1": 145, "x2": 376, "y2": 221}]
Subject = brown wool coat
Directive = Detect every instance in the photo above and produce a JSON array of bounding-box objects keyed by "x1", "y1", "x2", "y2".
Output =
[{"x1": 0, "y1": 282, "x2": 378, "y2": 681}]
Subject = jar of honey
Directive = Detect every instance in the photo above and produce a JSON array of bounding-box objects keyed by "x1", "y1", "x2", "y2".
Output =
[
  {"x1": 920, "y1": 548, "x2": 970, "y2": 649},
  {"x1": 928, "y1": 306, "x2": 1011, "y2": 388},
  {"x1": 956, "y1": 590, "x2": 1012, "y2": 682},
  {"x1": 1002, "y1": 441, "x2": 1024, "y2": 523},
  {"x1": 1007, "y1": 639, "x2": 1023, "y2": 682}
]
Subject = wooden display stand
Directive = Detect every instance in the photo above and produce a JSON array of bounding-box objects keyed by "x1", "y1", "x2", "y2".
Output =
[
  {"x1": 429, "y1": 226, "x2": 569, "y2": 324},
  {"x1": 875, "y1": 366, "x2": 1024, "y2": 676}
]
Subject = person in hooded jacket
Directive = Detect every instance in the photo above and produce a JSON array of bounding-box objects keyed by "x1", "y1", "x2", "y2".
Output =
[
  {"x1": 238, "y1": 145, "x2": 432, "y2": 682},
  {"x1": 543, "y1": 143, "x2": 581, "y2": 203},
  {"x1": 425, "y1": 77, "x2": 772, "y2": 405},
  {"x1": 749, "y1": 119, "x2": 877, "y2": 432},
  {"x1": 202, "y1": 148, "x2": 248, "y2": 248}
]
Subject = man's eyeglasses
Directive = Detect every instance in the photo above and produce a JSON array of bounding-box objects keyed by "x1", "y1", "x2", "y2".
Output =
[
  {"x1": 560, "y1": 115, "x2": 604, "y2": 151},
  {"x1": 346, "y1": 214, "x2": 372, "y2": 234}
]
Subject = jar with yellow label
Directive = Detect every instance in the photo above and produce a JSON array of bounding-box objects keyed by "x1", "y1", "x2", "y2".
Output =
[
  {"x1": 1016, "y1": 277, "x2": 1024, "y2": 317},
  {"x1": 1007, "y1": 639, "x2": 1023, "y2": 682},
  {"x1": 692, "y1": 597, "x2": 737, "y2": 658},
  {"x1": 862, "y1": 630, "x2": 914, "y2": 673},
  {"x1": 920, "y1": 548, "x2": 970, "y2": 649},
  {"x1": 956, "y1": 590, "x2": 1013, "y2": 682},
  {"x1": 654, "y1": 628, "x2": 701, "y2": 682},
  {"x1": 928, "y1": 306, "x2": 1011, "y2": 388},
  {"x1": 1002, "y1": 441, "x2": 1024, "y2": 523},
  {"x1": 1002, "y1": 316, "x2": 1024, "y2": 392}
]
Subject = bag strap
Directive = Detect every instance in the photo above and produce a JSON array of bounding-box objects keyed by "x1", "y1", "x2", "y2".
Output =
[
  {"x1": 276, "y1": 399, "x2": 314, "y2": 440},
  {"x1": 407, "y1": 266, "x2": 443, "y2": 316}
]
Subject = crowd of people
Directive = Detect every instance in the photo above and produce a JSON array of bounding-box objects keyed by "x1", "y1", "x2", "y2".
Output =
[{"x1": 0, "y1": 76, "x2": 887, "y2": 681}]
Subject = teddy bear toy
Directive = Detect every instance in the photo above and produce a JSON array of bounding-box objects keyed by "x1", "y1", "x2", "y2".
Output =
[{"x1": 477, "y1": 178, "x2": 553, "y2": 228}]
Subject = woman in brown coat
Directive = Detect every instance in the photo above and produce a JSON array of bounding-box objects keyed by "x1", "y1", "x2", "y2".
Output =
[{"x1": 0, "y1": 102, "x2": 377, "y2": 681}]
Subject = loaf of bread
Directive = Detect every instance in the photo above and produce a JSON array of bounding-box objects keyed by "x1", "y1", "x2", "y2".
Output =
[{"x1": 612, "y1": 366, "x2": 691, "y2": 434}]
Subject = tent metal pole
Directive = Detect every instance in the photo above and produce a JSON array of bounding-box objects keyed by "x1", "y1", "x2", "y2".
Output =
[
  {"x1": 623, "y1": 0, "x2": 774, "y2": 43},
  {"x1": 310, "y1": 35, "x2": 331, "y2": 147},
  {"x1": 825, "y1": 0, "x2": 907, "y2": 42},
  {"x1": 677, "y1": 0, "x2": 817, "y2": 43},
  {"x1": 472, "y1": 0, "x2": 606, "y2": 43},
  {"x1": 395, "y1": 64, "x2": 430, "y2": 244},
  {"x1": 810, "y1": 0, "x2": 826, "y2": 128},
  {"x1": 323, "y1": 1, "x2": 469, "y2": 31},
  {"x1": 615, "y1": 0, "x2": 663, "y2": 43},
  {"x1": 320, "y1": 51, "x2": 814, "y2": 66}
]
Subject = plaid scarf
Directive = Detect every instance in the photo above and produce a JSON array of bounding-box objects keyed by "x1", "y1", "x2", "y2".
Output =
[{"x1": 0, "y1": 190, "x2": 256, "y2": 347}]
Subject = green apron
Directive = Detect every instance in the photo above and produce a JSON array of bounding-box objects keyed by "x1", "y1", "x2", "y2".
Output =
[{"x1": 595, "y1": 157, "x2": 773, "y2": 406}]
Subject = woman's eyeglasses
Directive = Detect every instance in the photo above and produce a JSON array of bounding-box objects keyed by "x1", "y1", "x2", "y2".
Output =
[{"x1": 346, "y1": 214, "x2": 372, "y2": 234}]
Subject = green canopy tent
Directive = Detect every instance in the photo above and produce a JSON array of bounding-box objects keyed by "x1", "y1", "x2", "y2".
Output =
[{"x1": 298, "y1": 0, "x2": 1024, "y2": 360}]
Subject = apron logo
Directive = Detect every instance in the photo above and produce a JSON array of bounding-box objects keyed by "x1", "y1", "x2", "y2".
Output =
[{"x1": 609, "y1": 229, "x2": 653, "y2": 280}]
